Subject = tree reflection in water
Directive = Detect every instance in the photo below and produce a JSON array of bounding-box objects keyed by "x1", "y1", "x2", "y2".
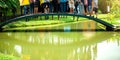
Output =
[{"x1": 0, "y1": 32, "x2": 120, "y2": 60}]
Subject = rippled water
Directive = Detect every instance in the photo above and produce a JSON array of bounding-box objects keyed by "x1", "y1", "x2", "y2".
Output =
[{"x1": 0, "y1": 32, "x2": 120, "y2": 60}]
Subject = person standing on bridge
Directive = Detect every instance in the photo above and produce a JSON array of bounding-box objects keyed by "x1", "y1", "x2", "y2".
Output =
[
  {"x1": 19, "y1": 0, "x2": 24, "y2": 15},
  {"x1": 77, "y1": 0, "x2": 84, "y2": 15},
  {"x1": 40, "y1": 0, "x2": 45, "y2": 13},
  {"x1": 69, "y1": 0, "x2": 75, "y2": 13},
  {"x1": 88, "y1": 0, "x2": 94, "y2": 16},
  {"x1": 75, "y1": 0, "x2": 79, "y2": 13},
  {"x1": 34, "y1": 0, "x2": 40, "y2": 14},
  {"x1": 19, "y1": 0, "x2": 30, "y2": 15},
  {"x1": 60, "y1": 0, "x2": 67, "y2": 13},
  {"x1": 52, "y1": 0, "x2": 60, "y2": 13},
  {"x1": 93, "y1": 0, "x2": 98, "y2": 18},
  {"x1": 23, "y1": 0, "x2": 30, "y2": 14},
  {"x1": 83, "y1": 0, "x2": 88, "y2": 15},
  {"x1": 49, "y1": 0, "x2": 53, "y2": 13},
  {"x1": 29, "y1": 0, "x2": 34, "y2": 14}
]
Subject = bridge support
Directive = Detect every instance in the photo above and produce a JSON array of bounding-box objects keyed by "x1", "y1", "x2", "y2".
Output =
[{"x1": 106, "y1": 26, "x2": 114, "y2": 31}]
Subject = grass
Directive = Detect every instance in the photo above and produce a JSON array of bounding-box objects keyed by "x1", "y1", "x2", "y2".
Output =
[{"x1": 0, "y1": 53, "x2": 20, "y2": 60}]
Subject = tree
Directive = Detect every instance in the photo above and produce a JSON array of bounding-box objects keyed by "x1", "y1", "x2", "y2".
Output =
[
  {"x1": 0, "y1": 0, "x2": 19, "y2": 16},
  {"x1": 98, "y1": 0, "x2": 112, "y2": 13},
  {"x1": 110, "y1": 0, "x2": 120, "y2": 17}
]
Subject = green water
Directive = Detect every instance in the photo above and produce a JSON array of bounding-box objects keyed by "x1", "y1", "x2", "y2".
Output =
[
  {"x1": 0, "y1": 32, "x2": 120, "y2": 60},
  {"x1": 0, "y1": 20, "x2": 120, "y2": 60}
]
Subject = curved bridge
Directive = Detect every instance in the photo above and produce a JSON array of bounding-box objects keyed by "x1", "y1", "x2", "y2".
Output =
[{"x1": 0, "y1": 13, "x2": 115, "y2": 31}]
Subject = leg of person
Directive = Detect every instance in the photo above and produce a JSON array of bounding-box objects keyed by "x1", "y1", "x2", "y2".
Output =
[
  {"x1": 75, "y1": 5, "x2": 78, "y2": 13},
  {"x1": 95, "y1": 8, "x2": 98, "y2": 18},
  {"x1": 79, "y1": 4, "x2": 82, "y2": 14},
  {"x1": 64, "y1": 2, "x2": 67, "y2": 13},
  {"x1": 93, "y1": 7, "x2": 98, "y2": 18},
  {"x1": 32, "y1": 3, "x2": 34, "y2": 13},
  {"x1": 77, "y1": 5, "x2": 79, "y2": 14},
  {"x1": 84, "y1": 5, "x2": 87, "y2": 15},
  {"x1": 54, "y1": 4, "x2": 57, "y2": 13},
  {"x1": 20, "y1": 6, "x2": 23, "y2": 15},
  {"x1": 34, "y1": 7, "x2": 36, "y2": 13},
  {"x1": 49, "y1": 2, "x2": 53, "y2": 13},
  {"x1": 30, "y1": 3, "x2": 33, "y2": 14},
  {"x1": 24, "y1": 6, "x2": 27, "y2": 15},
  {"x1": 60, "y1": 2, "x2": 63, "y2": 13},
  {"x1": 88, "y1": 6, "x2": 92, "y2": 16},
  {"x1": 93, "y1": 7, "x2": 95, "y2": 18},
  {"x1": 35, "y1": 7, "x2": 38, "y2": 14}
]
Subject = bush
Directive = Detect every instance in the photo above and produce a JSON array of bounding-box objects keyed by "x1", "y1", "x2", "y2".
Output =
[{"x1": 110, "y1": 0, "x2": 120, "y2": 17}]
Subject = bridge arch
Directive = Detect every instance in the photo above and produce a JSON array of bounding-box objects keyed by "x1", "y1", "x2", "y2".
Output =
[{"x1": 0, "y1": 13, "x2": 115, "y2": 31}]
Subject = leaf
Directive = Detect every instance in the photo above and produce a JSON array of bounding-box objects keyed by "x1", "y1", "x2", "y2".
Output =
[{"x1": 0, "y1": 0, "x2": 8, "y2": 8}]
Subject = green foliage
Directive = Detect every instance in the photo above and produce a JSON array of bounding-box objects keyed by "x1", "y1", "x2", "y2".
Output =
[
  {"x1": 110, "y1": 0, "x2": 120, "y2": 17},
  {"x1": 98, "y1": 0, "x2": 120, "y2": 20},
  {"x1": 0, "y1": 0, "x2": 19, "y2": 16},
  {"x1": 98, "y1": 0, "x2": 107, "y2": 13},
  {"x1": 98, "y1": 14, "x2": 120, "y2": 25},
  {"x1": 0, "y1": 0, "x2": 8, "y2": 8},
  {"x1": 0, "y1": 0, "x2": 19, "y2": 9}
]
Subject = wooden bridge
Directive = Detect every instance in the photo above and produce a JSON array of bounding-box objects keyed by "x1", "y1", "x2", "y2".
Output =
[{"x1": 0, "y1": 13, "x2": 115, "y2": 31}]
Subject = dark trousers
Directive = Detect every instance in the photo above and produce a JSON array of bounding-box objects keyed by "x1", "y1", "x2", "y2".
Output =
[
  {"x1": 20, "y1": 6, "x2": 23, "y2": 15},
  {"x1": 30, "y1": 3, "x2": 34, "y2": 14},
  {"x1": 60, "y1": 2, "x2": 67, "y2": 13}
]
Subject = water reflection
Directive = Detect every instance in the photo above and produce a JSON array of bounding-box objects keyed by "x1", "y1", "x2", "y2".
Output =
[
  {"x1": 3, "y1": 20, "x2": 104, "y2": 32},
  {"x1": 83, "y1": 21, "x2": 96, "y2": 30},
  {"x1": 53, "y1": 21, "x2": 99, "y2": 31},
  {"x1": 0, "y1": 32, "x2": 120, "y2": 60}
]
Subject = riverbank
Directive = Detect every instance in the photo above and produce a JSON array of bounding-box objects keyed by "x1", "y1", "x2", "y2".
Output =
[{"x1": 98, "y1": 14, "x2": 120, "y2": 30}]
